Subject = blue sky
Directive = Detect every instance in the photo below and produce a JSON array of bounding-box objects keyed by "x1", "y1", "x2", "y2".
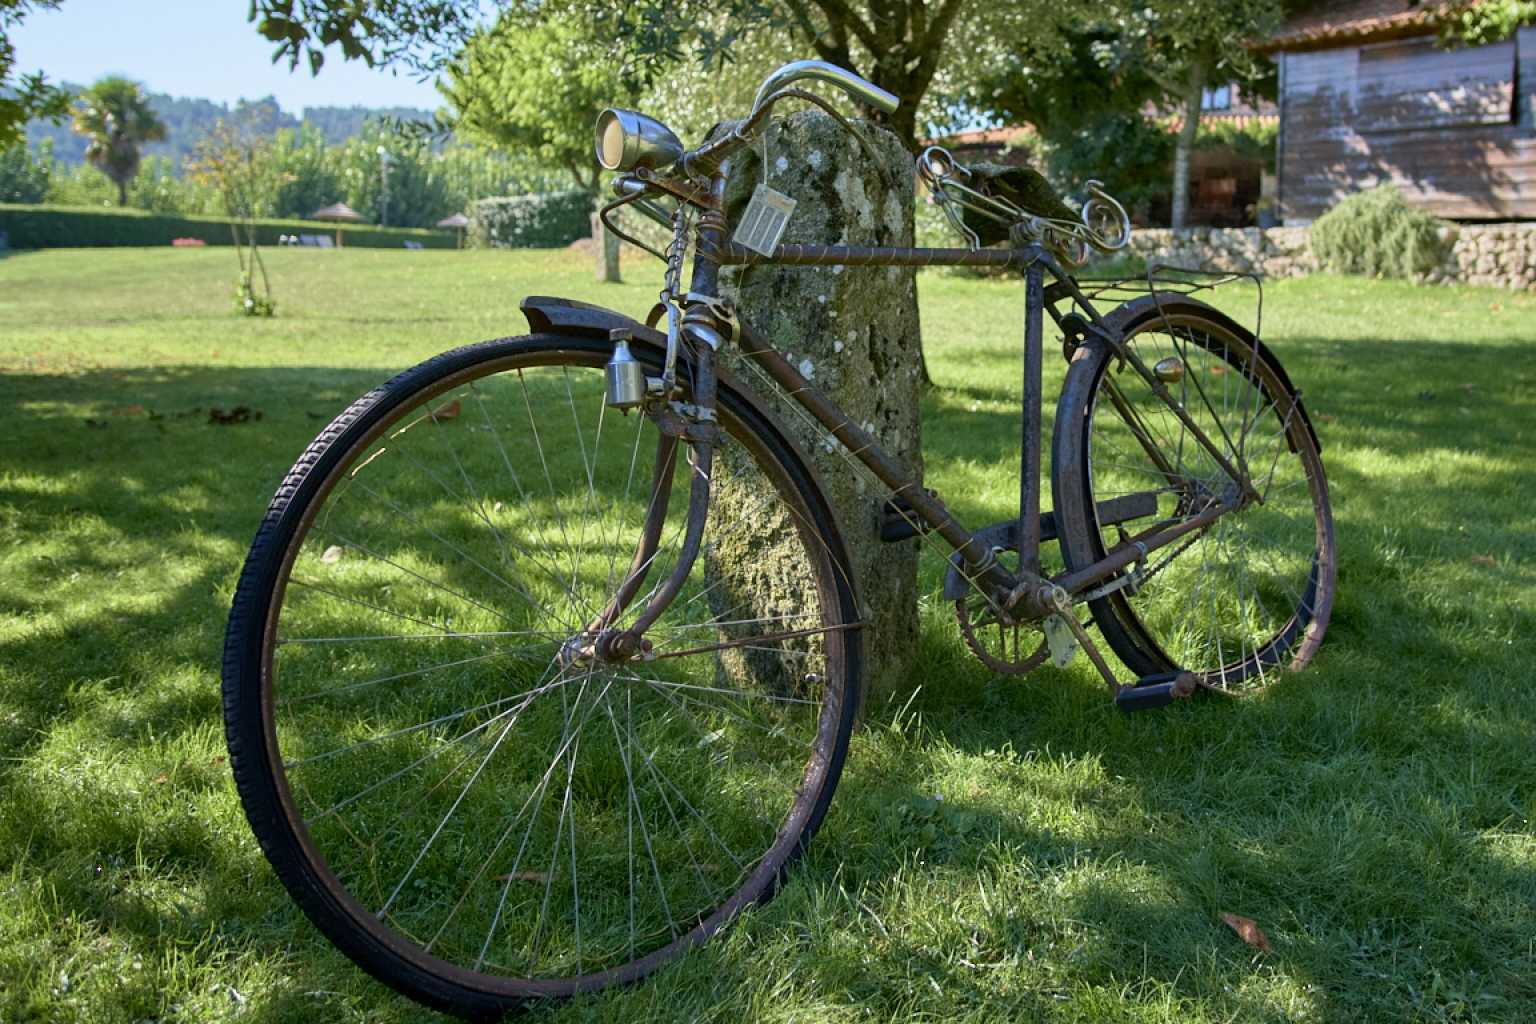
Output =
[{"x1": 12, "y1": 0, "x2": 450, "y2": 112}]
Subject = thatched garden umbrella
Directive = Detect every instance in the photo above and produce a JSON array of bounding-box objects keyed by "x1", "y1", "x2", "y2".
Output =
[
  {"x1": 310, "y1": 202, "x2": 366, "y2": 247},
  {"x1": 437, "y1": 212, "x2": 469, "y2": 248}
]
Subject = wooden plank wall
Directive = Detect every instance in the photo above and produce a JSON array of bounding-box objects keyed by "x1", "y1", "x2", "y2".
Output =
[{"x1": 1279, "y1": 27, "x2": 1536, "y2": 221}]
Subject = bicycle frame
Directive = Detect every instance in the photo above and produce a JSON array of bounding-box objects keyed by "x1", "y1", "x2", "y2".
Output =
[{"x1": 589, "y1": 157, "x2": 1256, "y2": 668}]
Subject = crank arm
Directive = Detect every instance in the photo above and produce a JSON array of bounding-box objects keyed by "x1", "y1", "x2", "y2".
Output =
[{"x1": 1041, "y1": 587, "x2": 1197, "y2": 710}]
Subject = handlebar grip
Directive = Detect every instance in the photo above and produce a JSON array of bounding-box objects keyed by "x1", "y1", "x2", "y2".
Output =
[{"x1": 750, "y1": 60, "x2": 898, "y2": 115}]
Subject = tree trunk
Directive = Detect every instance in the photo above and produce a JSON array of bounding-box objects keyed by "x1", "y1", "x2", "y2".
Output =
[
  {"x1": 1170, "y1": 62, "x2": 1207, "y2": 230},
  {"x1": 590, "y1": 209, "x2": 621, "y2": 283},
  {"x1": 116, "y1": 179, "x2": 128, "y2": 207},
  {"x1": 713, "y1": 111, "x2": 924, "y2": 707}
]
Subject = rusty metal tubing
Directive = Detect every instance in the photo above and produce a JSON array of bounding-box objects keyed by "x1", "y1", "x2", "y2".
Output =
[
  {"x1": 734, "y1": 318, "x2": 1011, "y2": 593},
  {"x1": 622, "y1": 436, "x2": 715, "y2": 642},
  {"x1": 1056, "y1": 500, "x2": 1230, "y2": 597},
  {"x1": 683, "y1": 86, "x2": 878, "y2": 179},
  {"x1": 587, "y1": 435, "x2": 680, "y2": 635},
  {"x1": 616, "y1": 168, "x2": 733, "y2": 644},
  {"x1": 1045, "y1": 274, "x2": 1255, "y2": 503},
  {"x1": 1019, "y1": 262, "x2": 1045, "y2": 578},
  {"x1": 1125, "y1": 346, "x2": 1255, "y2": 502},
  {"x1": 721, "y1": 242, "x2": 1033, "y2": 269}
]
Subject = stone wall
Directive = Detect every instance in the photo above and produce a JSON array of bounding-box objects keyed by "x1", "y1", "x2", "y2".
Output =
[{"x1": 1119, "y1": 222, "x2": 1536, "y2": 291}]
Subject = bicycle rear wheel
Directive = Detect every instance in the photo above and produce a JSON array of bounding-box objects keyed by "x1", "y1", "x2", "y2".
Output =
[
  {"x1": 222, "y1": 334, "x2": 861, "y2": 1015},
  {"x1": 1052, "y1": 296, "x2": 1336, "y2": 691}
]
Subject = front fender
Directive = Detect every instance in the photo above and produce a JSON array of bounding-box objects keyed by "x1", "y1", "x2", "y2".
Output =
[
  {"x1": 520, "y1": 295, "x2": 667, "y2": 345},
  {"x1": 519, "y1": 293, "x2": 787, "y2": 453}
]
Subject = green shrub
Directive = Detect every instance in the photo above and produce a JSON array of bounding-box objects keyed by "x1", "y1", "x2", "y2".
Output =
[
  {"x1": 0, "y1": 144, "x2": 51, "y2": 204},
  {"x1": 469, "y1": 190, "x2": 592, "y2": 249},
  {"x1": 1310, "y1": 185, "x2": 1448, "y2": 279},
  {"x1": 0, "y1": 204, "x2": 456, "y2": 249}
]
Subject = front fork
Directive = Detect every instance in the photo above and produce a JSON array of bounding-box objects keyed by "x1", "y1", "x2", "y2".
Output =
[{"x1": 578, "y1": 170, "x2": 736, "y2": 664}]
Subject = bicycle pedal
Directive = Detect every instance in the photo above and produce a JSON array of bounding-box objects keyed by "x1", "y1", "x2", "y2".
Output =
[
  {"x1": 1112, "y1": 672, "x2": 1198, "y2": 712},
  {"x1": 879, "y1": 491, "x2": 938, "y2": 542}
]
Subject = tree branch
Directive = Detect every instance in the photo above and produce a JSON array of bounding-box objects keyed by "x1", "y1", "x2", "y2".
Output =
[
  {"x1": 910, "y1": 0, "x2": 967, "y2": 93},
  {"x1": 781, "y1": 0, "x2": 842, "y2": 62},
  {"x1": 919, "y1": 0, "x2": 966, "y2": 55},
  {"x1": 810, "y1": 0, "x2": 881, "y2": 54}
]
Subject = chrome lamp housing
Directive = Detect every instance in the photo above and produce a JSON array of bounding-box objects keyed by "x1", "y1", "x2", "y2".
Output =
[{"x1": 594, "y1": 108, "x2": 684, "y2": 172}]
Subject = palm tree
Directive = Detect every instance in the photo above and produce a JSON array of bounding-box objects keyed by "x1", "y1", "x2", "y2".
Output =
[{"x1": 71, "y1": 77, "x2": 166, "y2": 207}]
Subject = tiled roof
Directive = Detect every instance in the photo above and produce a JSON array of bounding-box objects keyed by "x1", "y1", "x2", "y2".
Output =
[
  {"x1": 1255, "y1": 0, "x2": 1462, "y2": 54},
  {"x1": 1163, "y1": 111, "x2": 1280, "y2": 133},
  {"x1": 937, "y1": 125, "x2": 1036, "y2": 148}
]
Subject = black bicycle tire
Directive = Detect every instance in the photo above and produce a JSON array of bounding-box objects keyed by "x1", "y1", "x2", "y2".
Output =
[
  {"x1": 221, "y1": 333, "x2": 862, "y2": 1016},
  {"x1": 1051, "y1": 295, "x2": 1336, "y2": 684}
]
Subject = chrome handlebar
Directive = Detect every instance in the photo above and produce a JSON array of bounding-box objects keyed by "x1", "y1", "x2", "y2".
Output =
[
  {"x1": 681, "y1": 60, "x2": 897, "y2": 176},
  {"x1": 749, "y1": 60, "x2": 899, "y2": 117}
]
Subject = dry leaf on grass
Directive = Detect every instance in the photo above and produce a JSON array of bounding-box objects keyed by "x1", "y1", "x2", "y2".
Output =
[
  {"x1": 319, "y1": 545, "x2": 345, "y2": 564},
  {"x1": 495, "y1": 870, "x2": 550, "y2": 883},
  {"x1": 430, "y1": 400, "x2": 462, "y2": 423},
  {"x1": 1470, "y1": 554, "x2": 1498, "y2": 567},
  {"x1": 1220, "y1": 912, "x2": 1273, "y2": 953}
]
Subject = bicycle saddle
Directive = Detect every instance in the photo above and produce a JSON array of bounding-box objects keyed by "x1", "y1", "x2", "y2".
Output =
[{"x1": 961, "y1": 162, "x2": 1081, "y2": 245}]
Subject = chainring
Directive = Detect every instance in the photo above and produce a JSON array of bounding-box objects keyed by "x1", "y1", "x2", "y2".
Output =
[{"x1": 954, "y1": 589, "x2": 1049, "y2": 675}]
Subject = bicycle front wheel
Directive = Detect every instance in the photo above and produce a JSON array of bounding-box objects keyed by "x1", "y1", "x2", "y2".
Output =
[
  {"x1": 1052, "y1": 296, "x2": 1336, "y2": 692},
  {"x1": 222, "y1": 334, "x2": 861, "y2": 1015}
]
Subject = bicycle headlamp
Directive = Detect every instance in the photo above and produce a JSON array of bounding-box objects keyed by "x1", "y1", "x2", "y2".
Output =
[{"x1": 594, "y1": 108, "x2": 684, "y2": 172}]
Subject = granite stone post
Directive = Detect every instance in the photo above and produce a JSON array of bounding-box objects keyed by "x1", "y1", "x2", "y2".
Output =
[{"x1": 708, "y1": 111, "x2": 923, "y2": 706}]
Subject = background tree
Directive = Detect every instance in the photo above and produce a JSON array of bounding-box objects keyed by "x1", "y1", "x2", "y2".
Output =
[
  {"x1": 71, "y1": 76, "x2": 166, "y2": 207},
  {"x1": 1425, "y1": 0, "x2": 1536, "y2": 45},
  {"x1": 1134, "y1": 1, "x2": 1285, "y2": 229},
  {"x1": 0, "y1": 135, "x2": 50, "y2": 201},
  {"x1": 250, "y1": 0, "x2": 1067, "y2": 151},
  {"x1": 970, "y1": 2, "x2": 1285, "y2": 229},
  {"x1": 186, "y1": 122, "x2": 280, "y2": 316},
  {"x1": 439, "y1": 11, "x2": 647, "y2": 281},
  {"x1": 0, "y1": 0, "x2": 69, "y2": 147}
]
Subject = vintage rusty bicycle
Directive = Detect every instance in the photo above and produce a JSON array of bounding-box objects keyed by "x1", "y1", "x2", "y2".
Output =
[{"x1": 221, "y1": 60, "x2": 1336, "y2": 1016}]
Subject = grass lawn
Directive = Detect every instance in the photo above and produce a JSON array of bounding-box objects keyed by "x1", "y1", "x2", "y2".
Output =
[{"x1": 2, "y1": 245, "x2": 1535, "y2": 1023}]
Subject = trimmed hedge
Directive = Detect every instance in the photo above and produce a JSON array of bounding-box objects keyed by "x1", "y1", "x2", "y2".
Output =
[
  {"x1": 0, "y1": 204, "x2": 456, "y2": 250},
  {"x1": 469, "y1": 190, "x2": 592, "y2": 249}
]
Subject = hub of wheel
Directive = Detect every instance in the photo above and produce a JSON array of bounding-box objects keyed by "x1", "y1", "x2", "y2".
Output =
[
  {"x1": 591, "y1": 629, "x2": 652, "y2": 664},
  {"x1": 557, "y1": 629, "x2": 652, "y2": 670}
]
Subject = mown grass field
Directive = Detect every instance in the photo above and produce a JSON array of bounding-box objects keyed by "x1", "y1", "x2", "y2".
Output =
[{"x1": 2, "y1": 246, "x2": 1534, "y2": 1023}]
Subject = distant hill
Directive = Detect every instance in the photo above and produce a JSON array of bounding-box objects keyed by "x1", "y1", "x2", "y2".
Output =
[{"x1": 25, "y1": 83, "x2": 438, "y2": 166}]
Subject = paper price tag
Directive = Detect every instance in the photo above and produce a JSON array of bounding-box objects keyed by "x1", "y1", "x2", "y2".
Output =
[{"x1": 732, "y1": 183, "x2": 796, "y2": 257}]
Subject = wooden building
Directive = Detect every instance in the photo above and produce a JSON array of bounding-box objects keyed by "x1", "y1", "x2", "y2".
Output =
[{"x1": 1259, "y1": 1, "x2": 1536, "y2": 223}]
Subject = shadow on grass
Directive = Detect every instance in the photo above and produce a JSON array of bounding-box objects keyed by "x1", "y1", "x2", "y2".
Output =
[{"x1": 1, "y1": 325, "x2": 1533, "y2": 1020}]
